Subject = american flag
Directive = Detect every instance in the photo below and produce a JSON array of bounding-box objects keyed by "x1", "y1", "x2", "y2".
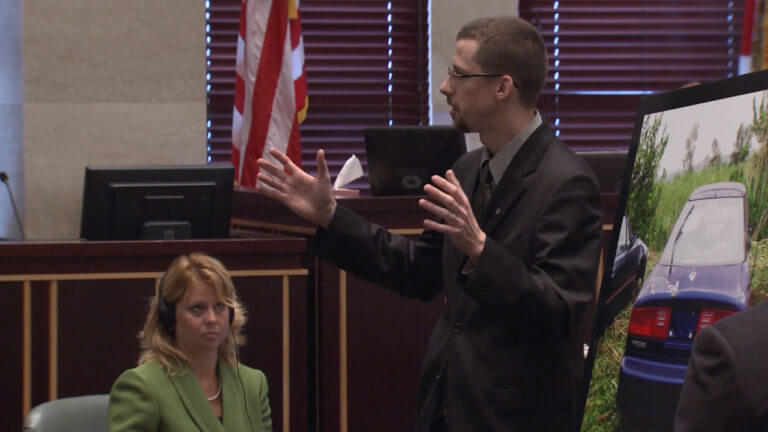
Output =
[{"x1": 231, "y1": 0, "x2": 308, "y2": 186}]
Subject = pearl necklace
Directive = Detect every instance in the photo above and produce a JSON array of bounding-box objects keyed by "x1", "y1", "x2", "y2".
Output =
[{"x1": 206, "y1": 382, "x2": 222, "y2": 401}]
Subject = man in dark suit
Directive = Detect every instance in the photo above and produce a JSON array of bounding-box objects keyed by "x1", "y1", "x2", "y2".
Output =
[
  {"x1": 674, "y1": 300, "x2": 768, "y2": 431},
  {"x1": 255, "y1": 16, "x2": 603, "y2": 431}
]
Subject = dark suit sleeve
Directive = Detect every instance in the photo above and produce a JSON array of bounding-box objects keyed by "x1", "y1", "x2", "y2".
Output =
[
  {"x1": 674, "y1": 324, "x2": 750, "y2": 432},
  {"x1": 108, "y1": 369, "x2": 160, "y2": 432},
  {"x1": 311, "y1": 205, "x2": 444, "y2": 301},
  {"x1": 466, "y1": 174, "x2": 602, "y2": 337}
]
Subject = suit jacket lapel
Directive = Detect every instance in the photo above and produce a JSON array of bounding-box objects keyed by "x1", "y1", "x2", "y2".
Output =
[
  {"x1": 457, "y1": 149, "x2": 482, "y2": 201},
  {"x1": 170, "y1": 369, "x2": 225, "y2": 432},
  {"x1": 450, "y1": 150, "x2": 482, "y2": 273},
  {"x1": 220, "y1": 363, "x2": 248, "y2": 432},
  {"x1": 484, "y1": 123, "x2": 553, "y2": 234}
]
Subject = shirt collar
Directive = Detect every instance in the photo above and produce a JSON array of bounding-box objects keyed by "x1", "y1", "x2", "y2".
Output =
[{"x1": 481, "y1": 109, "x2": 542, "y2": 186}]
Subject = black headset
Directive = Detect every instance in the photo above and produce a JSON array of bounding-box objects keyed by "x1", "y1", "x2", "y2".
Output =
[{"x1": 156, "y1": 272, "x2": 235, "y2": 337}]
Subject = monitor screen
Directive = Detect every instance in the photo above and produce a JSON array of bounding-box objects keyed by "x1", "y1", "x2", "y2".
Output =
[
  {"x1": 80, "y1": 165, "x2": 234, "y2": 240},
  {"x1": 364, "y1": 126, "x2": 467, "y2": 196},
  {"x1": 580, "y1": 70, "x2": 768, "y2": 430}
]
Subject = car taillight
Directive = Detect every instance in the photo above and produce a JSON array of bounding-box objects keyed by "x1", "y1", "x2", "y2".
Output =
[
  {"x1": 695, "y1": 308, "x2": 736, "y2": 335},
  {"x1": 628, "y1": 306, "x2": 671, "y2": 339}
]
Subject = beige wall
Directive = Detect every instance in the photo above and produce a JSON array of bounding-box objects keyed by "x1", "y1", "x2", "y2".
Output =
[
  {"x1": 0, "y1": 0, "x2": 24, "y2": 240},
  {"x1": 430, "y1": 0, "x2": 519, "y2": 150},
  {"x1": 23, "y1": 0, "x2": 206, "y2": 239},
  {"x1": 20, "y1": 1, "x2": 516, "y2": 239}
]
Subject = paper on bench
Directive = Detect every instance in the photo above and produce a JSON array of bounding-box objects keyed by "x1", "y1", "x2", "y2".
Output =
[{"x1": 333, "y1": 154, "x2": 363, "y2": 189}]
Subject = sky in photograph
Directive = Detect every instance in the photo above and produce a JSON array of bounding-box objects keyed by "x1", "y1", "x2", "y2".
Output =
[{"x1": 642, "y1": 89, "x2": 767, "y2": 179}]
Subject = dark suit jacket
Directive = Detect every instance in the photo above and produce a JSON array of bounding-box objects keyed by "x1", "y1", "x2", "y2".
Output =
[
  {"x1": 108, "y1": 361, "x2": 272, "y2": 432},
  {"x1": 312, "y1": 123, "x2": 603, "y2": 431},
  {"x1": 675, "y1": 301, "x2": 768, "y2": 431}
]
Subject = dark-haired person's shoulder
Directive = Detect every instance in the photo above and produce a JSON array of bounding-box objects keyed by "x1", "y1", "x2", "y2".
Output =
[
  {"x1": 687, "y1": 301, "x2": 768, "y2": 369},
  {"x1": 706, "y1": 300, "x2": 768, "y2": 383},
  {"x1": 676, "y1": 301, "x2": 768, "y2": 431},
  {"x1": 712, "y1": 299, "x2": 768, "y2": 335}
]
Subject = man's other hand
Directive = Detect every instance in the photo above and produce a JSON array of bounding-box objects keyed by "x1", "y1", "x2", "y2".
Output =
[
  {"x1": 255, "y1": 148, "x2": 337, "y2": 229},
  {"x1": 419, "y1": 170, "x2": 486, "y2": 263}
]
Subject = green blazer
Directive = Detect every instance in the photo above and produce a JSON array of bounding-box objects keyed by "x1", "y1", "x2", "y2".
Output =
[{"x1": 108, "y1": 360, "x2": 272, "y2": 432}]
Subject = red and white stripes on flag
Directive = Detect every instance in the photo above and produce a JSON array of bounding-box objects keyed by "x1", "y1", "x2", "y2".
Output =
[
  {"x1": 232, "y1": 0, "x2": 308, "y2": 187},
  {"x1": 739, "y1": 0, "x2": 755, "y2": 75}
]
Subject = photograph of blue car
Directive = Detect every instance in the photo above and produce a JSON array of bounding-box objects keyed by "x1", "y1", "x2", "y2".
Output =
[
  {"x1": 616, "y1": 182, "x2": 750, "y2": 426},
  {"x1": 581, "y1": 75, "x2": 768, "y2": 431}
]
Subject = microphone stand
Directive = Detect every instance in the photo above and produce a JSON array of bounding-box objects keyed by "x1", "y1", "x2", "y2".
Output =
[{"x1": 1, "y1": 171, "x2": 25, "y2": 240}]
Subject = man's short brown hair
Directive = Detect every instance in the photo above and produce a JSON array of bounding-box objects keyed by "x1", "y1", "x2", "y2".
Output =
[{"x1": 457, "y1": 16, "x2": 548, "y2": 108}]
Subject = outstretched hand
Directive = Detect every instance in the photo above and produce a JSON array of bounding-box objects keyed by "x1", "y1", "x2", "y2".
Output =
[
  {"x1": 255, "y1": 148, "x2": 337, "y2": 229},
  {"x1": 419, "y1": 170, "x2": 486, "y2": 263}
]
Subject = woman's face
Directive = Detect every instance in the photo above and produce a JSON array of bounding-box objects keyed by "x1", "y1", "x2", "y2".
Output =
[{"x1": 174, "y1": 278, "x2": 230, "y2": 358}]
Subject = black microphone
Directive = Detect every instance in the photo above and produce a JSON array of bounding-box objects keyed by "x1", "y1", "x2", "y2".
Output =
[{"x1": 1, "y1": 171, "x2": 25, "y2": 240}]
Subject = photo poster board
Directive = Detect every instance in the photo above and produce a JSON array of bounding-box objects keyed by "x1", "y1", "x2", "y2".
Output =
[{"x1": 579, "y1": 69, "x2": 768, "y2": 430}]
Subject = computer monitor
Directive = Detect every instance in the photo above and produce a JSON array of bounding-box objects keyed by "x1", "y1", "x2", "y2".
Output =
[
  {"x1": 581, "y1": 69, "x2": 768, "y2": 429},
  {"x1": 364, "y1": 126, "x2": 467, "y2": 196},
  {"x1": 80, "y1": 165, "x2": 234, "y2": 240}
]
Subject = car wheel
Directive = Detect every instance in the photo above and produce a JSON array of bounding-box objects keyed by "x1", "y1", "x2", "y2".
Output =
[{"x1": 634, "y1": 261, "x2": 646, "y2": 296}]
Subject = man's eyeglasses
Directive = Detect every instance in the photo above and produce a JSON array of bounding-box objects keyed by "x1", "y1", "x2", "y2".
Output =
[{"x1": 446, "y1": 66, "x2": 518, "y2": 88}]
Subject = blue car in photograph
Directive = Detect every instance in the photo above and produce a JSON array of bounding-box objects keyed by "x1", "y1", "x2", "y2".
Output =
[
  {"x1": 616, "y1": 182, "x2": 751, "y2": 427},
  {"x1": 602, "y1": 216, "x2": 648, "y2": 328}
]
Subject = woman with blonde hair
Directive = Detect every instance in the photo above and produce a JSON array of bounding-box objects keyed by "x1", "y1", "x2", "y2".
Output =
[{"x1": 108, "y1": 253, "x2": 272, "y2": 432}]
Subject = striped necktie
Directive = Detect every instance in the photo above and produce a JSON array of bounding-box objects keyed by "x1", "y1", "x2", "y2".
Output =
[{"x1": 472, "y1": 160, "x2": 493, "y2": 226}]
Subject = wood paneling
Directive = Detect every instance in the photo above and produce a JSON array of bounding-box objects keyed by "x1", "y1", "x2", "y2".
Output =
[{"x1": 0, "y1": 236, "x2": 308, "y2": 432}]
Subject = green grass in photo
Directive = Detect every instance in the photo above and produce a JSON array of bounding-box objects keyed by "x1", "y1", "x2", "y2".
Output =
[{"x1": 649, "y1": 162, "x2": 751, "y2": 251}]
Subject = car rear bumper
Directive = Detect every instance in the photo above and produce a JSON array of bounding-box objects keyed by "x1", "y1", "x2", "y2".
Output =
[{"x1": 616, "y1": 356, "x2": 687, "y2": 426}]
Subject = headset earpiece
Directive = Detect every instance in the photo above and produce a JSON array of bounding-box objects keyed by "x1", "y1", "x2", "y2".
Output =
[
  {"x1": 228, "y1": 305, "x2": 235, "y2": 325},
  {"x1": 156, "y1": 273, "x2": 176, "y2": 337}
]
